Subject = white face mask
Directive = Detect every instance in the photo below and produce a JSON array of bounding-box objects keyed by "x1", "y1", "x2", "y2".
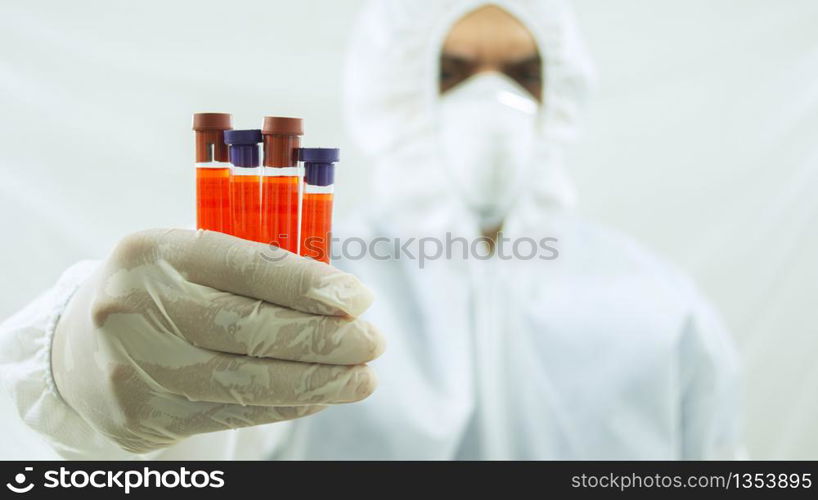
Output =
[{"x1": 437, "y1": 72, "x2": 539, "y2": 228}]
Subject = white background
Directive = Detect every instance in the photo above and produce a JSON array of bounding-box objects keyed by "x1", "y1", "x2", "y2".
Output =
[{"x1": 1, "y1": 0, "x2": 816, "y2": 459}]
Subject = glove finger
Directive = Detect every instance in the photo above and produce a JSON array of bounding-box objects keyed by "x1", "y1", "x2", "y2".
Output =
[
  {"x1": 154, "y1": 280, "x2": 385, "y2": 364},
  {"x1": 121, "y1": 334, "x2": 379, "y2": 406},
  {"x1": 109, "y1": 398, "x2": 325, "y2": 453},
  {"x1": 197, "y1": 403, "x2": 327, "y2": 432},
  {"x1": 112, "y1": 228, "x2": 373, "y2": 317}
]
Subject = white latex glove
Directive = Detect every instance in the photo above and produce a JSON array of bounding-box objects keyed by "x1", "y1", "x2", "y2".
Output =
[{"x1": 51, "y1": 228, "x2": 385, "y2": 454}]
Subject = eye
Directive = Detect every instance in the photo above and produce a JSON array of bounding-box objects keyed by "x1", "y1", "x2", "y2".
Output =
[
  {"x1": 504, "y1": 56, "x2": 543, "y2": 100},
  {"x1": 517, "y1": 68, "x2": 541, "y2": 84},
  {"x1": 440, "y1": 66, "x2": 458, "y2": 83},
  {"x1": 439, "y1": 55, "x2": 474, "y2": 94}
]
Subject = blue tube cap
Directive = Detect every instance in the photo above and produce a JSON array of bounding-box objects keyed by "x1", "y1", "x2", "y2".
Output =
[
  {"x1": 301, "y1": 148, "x2": 339, "y2": 186},
  {"x1": 300, "y1": 148, "x2": 340, "y2": 164},
  {"x1": 224, "y1": 129, "x2": 262, "y2": 145}
]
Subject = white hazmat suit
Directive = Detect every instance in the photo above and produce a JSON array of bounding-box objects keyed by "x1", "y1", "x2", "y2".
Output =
[{"x1": 0, "y1": 0, "x2": 741, "y2": 459}]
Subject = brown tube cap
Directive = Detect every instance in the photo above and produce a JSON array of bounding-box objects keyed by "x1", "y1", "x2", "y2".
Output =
[
  {"x1": 262, "y1": 116, "x2": 303, "y2": 136},
  {"x1": 192, "y1": 113, "x2": 233, "y2": 131}
]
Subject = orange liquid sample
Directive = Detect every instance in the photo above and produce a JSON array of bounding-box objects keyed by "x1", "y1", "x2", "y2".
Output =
[
  {"x1": 196, "y1": 167, "x2": 231, "y2": 233},
  {"x1": 230, "y1": 174, "x2": 262, "y2": 242},
  {"x1": 300, "y1": 193, "x2": 334, "y2": 264},
  {"x1": 261, "y1": 175, "x2": 299, "y2": 252}
]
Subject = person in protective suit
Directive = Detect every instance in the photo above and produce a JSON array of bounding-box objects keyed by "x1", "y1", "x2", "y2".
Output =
[{"x1": 0, "y1": 0, "x2": 741, "y2": 459}]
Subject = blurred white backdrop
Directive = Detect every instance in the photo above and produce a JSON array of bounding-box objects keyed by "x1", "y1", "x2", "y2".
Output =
[{"x1": 0, "y1": 0, "x2": 816, "y2": 459}]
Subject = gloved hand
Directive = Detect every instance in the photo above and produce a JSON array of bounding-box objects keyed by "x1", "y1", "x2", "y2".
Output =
[{"x1": 51, "y1": 228, "x2": 385, "y2": 454}]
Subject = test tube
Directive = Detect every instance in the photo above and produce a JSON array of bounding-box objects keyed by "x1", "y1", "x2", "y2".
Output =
[
  {"x1": 299, "y1": 148, "x2": 338, "y2": 264},
  {"x1": 225, "y1": 129, "x2": 263, "y2": 242},
  {"x1": 193, "y1": 113, "x2": 233, "y2": 233},
  {"x1": 260, "y1": 117, "x2": 303, "y2": 253}
]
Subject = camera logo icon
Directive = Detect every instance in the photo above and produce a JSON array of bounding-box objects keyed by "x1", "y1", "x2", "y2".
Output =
[{"x1": 6, "y1": 467, "x2": 34, "y2": 494}]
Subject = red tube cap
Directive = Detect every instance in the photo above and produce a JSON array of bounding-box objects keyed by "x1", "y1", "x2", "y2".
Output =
[
  {"x1": 192, "y1": 113, "x2": 233, "y2": 131},
  {"x1": 262, "y1": 116, "x2": 303, "y2": 136}
]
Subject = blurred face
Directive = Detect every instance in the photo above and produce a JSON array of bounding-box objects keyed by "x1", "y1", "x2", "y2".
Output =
[{"x1": 439, "y1": 5, "x2": 542, "y2": 101}]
